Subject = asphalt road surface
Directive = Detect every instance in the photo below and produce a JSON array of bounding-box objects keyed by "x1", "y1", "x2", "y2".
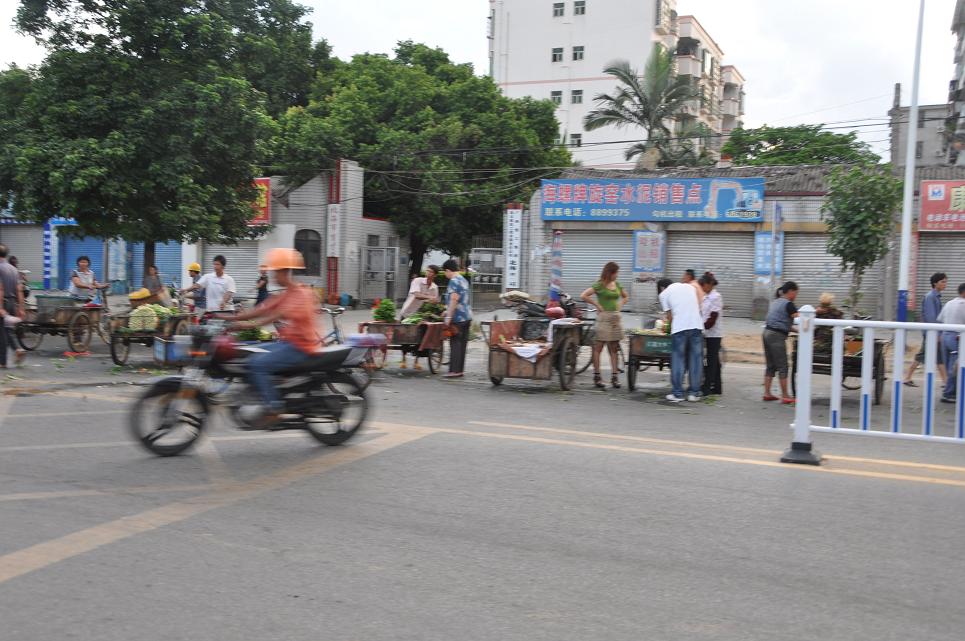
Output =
[{"x1": 2, "y1": 360, "x2": 965, "y2": 641}]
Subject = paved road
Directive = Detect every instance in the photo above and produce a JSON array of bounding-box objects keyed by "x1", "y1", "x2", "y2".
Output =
[{"x1": 2, "y1": 351, "x2": 965, "y2": 640}]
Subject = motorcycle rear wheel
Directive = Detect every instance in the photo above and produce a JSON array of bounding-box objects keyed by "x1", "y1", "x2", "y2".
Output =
[{"x1": 306, "y1": 372, "x2": 368, "y2": 446}]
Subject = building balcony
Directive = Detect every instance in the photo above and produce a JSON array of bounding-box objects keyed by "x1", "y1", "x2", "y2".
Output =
[
  {"x1": 721, "y1": 98, "x2": 740, "y2": 117},
  {"x1": 675, "y1": 57, "x2": 702, "y2": 78}
]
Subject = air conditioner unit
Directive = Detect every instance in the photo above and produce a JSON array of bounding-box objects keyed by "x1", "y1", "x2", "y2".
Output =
[{"x1": 935, "y1": 149, "x2": 945, "y2": 157}]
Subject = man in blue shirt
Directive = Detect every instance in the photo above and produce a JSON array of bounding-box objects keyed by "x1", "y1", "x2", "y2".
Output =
[
  {"x1": 443, "y1": 259, "x2": 472, "y2": 378},
  {"x1": 904, "y1": 272, "x2": 947, "y2": 387}
]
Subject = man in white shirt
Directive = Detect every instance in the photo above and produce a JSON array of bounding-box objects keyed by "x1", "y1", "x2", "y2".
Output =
[
  {"x1": 658, "y1": 277, "x2": 704, "y2": 403},
  {"x1": 938, "y1": 283, "x2": 965, "y2": 403},
  {"x1": 400, "y1": 265, "x2": 440, "y2": 319},
  {"x1": 181, "y1": 255, "x2": 236, "y2": 311}
]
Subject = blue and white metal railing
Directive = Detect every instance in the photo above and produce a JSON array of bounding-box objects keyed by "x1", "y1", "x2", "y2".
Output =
[{"x1": 781, "y1": 305, "x2": 965, "y2": 465}]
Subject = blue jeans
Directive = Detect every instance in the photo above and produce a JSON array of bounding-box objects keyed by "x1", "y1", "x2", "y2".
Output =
[
  {"x1": 246, "y1": 341, "x2": 312, "y2": 410},
  {"x1": 943, "y1": 333, "x2": 960, "y2": 400},
  {"x1": 671, "y1": 329, "x2": 703, "y2": 398}
]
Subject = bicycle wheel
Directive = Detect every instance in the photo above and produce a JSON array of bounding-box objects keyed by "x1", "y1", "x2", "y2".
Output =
[
  {"x1": 427, "y1": 347, "x2": 443, "y2": 374},
  {"x1": 67, "y1": 313, "x2": 92, "y2": 352},
  {"x1": 16, "y1": 325, "x2": 43, "y2": 351},
  {"x1": 110, "y1": 334, "x2": 131, "y2": 365},
  {"x1": 557, "y1": 336, "x2": 579, "y2": 391}
]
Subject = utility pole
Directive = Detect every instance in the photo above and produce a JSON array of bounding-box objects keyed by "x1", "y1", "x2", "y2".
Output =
[{"x1": 897, "y1": 0, "x2": 926, "y2": 321}]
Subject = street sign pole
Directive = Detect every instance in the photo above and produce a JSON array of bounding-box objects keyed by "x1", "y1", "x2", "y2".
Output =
[{"x1": 897, "y1": 0, "x2": 926, "y2": 322}]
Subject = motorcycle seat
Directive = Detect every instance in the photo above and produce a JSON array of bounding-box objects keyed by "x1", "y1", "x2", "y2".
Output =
[{"x1": 280, "y1": 345, "x2": 354, "y2": 373}]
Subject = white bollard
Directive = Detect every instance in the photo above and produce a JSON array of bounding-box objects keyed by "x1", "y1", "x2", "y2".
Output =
[{"x1": 782, "y1": 305, "x2": 822, "y2": 465}]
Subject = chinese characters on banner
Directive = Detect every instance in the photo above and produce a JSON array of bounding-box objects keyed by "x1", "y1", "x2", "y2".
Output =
[
  {"x1": 632, "y1": 230, "x2": 664, "y2": 273},
  {"x1": 503, "y1": 209, "x2": 523, "y2": 290},
  {"x1": 249, "y1": 177, "x2": 271, "y2": 226},
  {"x1": 326, "y1": 204, "x2": 341, "y2": 257},
  {"x1": 540, "y1": 177, "x2": 765, "y2": 222},
  {"x1": 920, "y1": 180, "x2": 965, "y2": 231},
  {"x1": 754, "y1": 231, "x2": 783, "y2": 277}
]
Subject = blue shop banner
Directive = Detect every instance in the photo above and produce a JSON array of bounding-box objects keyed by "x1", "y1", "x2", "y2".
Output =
[
  {"x1": 754, "y1": 231, "x2": 783, "y2": 276},
  {"x1": 540, "y1": 177, "x2": 765, "y2": 222}
]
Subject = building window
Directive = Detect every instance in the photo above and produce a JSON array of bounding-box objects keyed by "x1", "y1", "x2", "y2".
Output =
[
  {"x1": 294, "y1": 229, "x2": 322, "y2": 276},
  {"x1": 552, "y1": 2, "x2": 564, "y2": 17},
  {"x1": 570, "y1": 133, "x2": 583, "y2": 147},
  {"x1": 573, "y1": 46, "x2": 585, "y2": 61},
  {"x1": 551, "y1": 90, "x2": 563, "y2": 105},
  {"x1": 367, "y1": 234, "x2": 380, "y2": 247},
  {"x1": 571, "y1": 89, "x2": 583, "y2": 104},
  {"x1": 916, "y1": 141, "x2": 924, "y2": 159},
  {"x1": 575, "y1": 1, "x2": 586, "y2": 15},
  {"x1": 655, "y1": 0, "x2": 663, "y2": 26},
  {"x1": 918, "y1": 110, "x2": 926, "y2": 128},
  {"x1": 551, "y1": 47, "x2": 563, "y2": 63}
]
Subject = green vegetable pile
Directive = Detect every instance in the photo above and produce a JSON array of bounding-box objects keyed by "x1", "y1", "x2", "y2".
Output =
[
  {"x1": 128, "y1": 305, "x2": 158, "y2": 331},
  {"x1": 401, "y1": 301, "x2": 446, "y2": 324},
  {"x1": 373, "y1": 299, "x2": 397, "y2": 323},
  {"x1": 236, "y1": 328, "x2": 273, "y2": 342}
]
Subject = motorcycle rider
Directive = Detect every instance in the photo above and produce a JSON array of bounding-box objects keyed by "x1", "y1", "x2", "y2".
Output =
[{"x1": 222, "y1": 248, "x2": 323, "y2": 425}]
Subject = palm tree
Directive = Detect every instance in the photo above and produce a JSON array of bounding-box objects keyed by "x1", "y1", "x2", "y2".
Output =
[{"x1": 583, "y1": 45, "x2": 696, "y2": 162}]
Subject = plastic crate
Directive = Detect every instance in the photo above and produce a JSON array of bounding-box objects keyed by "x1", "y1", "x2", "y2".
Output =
[{"x1": 154, "y1": 336, "x2": 193, "y2": 367}]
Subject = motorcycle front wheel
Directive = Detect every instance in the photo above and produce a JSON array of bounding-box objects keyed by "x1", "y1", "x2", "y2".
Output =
[
  {"x1": 130, "y1": 379, "x2": 209, "y2": 456},
  {"x1": 305, "y1": 372, "x2": 368, "y2": 446}
]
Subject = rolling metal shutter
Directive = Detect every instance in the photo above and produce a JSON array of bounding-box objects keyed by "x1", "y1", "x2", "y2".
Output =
[
  {"x1": 203, "y1": 241, "x2": 260, "y2": 302},
  {"x1": 665, "y1": 231, "x2": 755, "y2": 318},
  {"x1": 782, "y1": 233, "x2": 884, "y2": 316},
  {"x1": 916, "y1": 233, "x2": 965, "y2": 312},
  {"x1": 129, "y1": 242, "x2": 183, "y2": 290},
  {"x1": 60, "y1": 236, "x2": 106, "y2": 291},
  {"x1": 558, "y1": 231, "x2": 634, "y2": 295},
  {"x1": 0, "y1": 225, "x2": 44, "y2": 283}
]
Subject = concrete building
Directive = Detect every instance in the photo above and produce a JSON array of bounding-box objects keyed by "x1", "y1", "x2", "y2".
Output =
[
  {"x1": 889, "y1": 84, "x2": 949, "y2": 167},
  {"x1": 488, "y1": 0, "x2": 744, "y2": 168},
  {"x1": 949, "y1": 0, "x2": 965, "y2": 164}
]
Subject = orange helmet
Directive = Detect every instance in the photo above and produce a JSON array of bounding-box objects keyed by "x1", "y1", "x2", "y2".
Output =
[{"x1": 263, "y1": 248, "x2": 305, "y2": 271}]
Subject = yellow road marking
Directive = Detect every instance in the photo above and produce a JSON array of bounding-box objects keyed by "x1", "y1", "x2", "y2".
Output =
[
  {"x1": 7, "y1": 409, "x2": 128, "y2": 419},
  {"x1": 468, "y1": 420, "x2": 965, "y2": 474},
  {"x1": 0, "y1": 484, "x2": 212, "y2": 503},
  {"x1": 194, "y1": 437, "x2": 234, "y2": 487},
  {"x1": 0, "y1": 431, "x2": 310, "y2": 453},
  {"x1": 0, "y1": 428, "x2": 431, "y2": 585}
]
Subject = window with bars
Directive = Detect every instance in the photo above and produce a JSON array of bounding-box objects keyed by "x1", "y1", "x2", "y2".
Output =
[
  {"x1": 575, "y1": 1, "x2": 586, "y2": 15},
  {"x1": 551, "y1": 90, "x2": 562, "y2": 105},
  {"x1": 553, "y1": 2, "x2": 564, "y2": 17},
  {"x1": 573, "y1": 45, "x2": 585, "y2": 61},
  {"x1": 916, "y1": 141, "x2": 924, "y2": 159},
  {"x1": 551, "y1": 47, "x2": 563, "y2": 62},
  {"x1": 570, "y1": 133, "x2": 583, "y2": 147},
  {"x1": 294, "y1": 229, "x2": 322, "y2": 276},
  {"x1": 571, "y1": 90, "x2": 583, "y2": 104}
]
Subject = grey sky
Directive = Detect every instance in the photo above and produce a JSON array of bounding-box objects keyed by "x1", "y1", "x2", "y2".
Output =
[{"x1": 1, "y1": 0, "x2": 957, "y2": 158}]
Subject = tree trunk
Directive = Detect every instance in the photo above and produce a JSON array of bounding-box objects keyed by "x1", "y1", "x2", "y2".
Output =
[
  {"x1": 142, "y1": 241, "x2": 156, "y2": 289},
  {"x1": 848, "y1": 269, "x2": 863, "y2": 319},
  {"x1": 408, "y1": 234, "x2": 427, "y2": 279}
]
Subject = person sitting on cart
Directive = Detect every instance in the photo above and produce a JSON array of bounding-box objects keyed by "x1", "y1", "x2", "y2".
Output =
[
  {"x1": 813, "y1": 292, "x2": 843, "y2": 353},
  {"x1": 221, "y1": 248, "x2": 323, "y2": 427},
  {"x1": 68, "y1": 256, "x2": 107, "y2": 302},
  {"x1": 398, "y1": 264, "x2": 440, "y2": 370}
]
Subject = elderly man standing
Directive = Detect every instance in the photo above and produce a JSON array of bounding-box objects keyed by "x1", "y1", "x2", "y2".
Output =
[
  {"x1": 657, "y1": 277, "x2": 704, "y2": 403},
  {"x1": 0, "y1": 244, "x2": 26, "y2": 368}
]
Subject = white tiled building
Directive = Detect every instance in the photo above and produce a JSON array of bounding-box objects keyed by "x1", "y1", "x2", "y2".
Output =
[{"x1": 488, "y1": 0, "x2": 744, "y2": 167}]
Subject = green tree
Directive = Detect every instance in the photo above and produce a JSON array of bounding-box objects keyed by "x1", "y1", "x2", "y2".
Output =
[
  {"x1": 583, "y1": 45, "x2": 696, "y2": 162},
  {"x1": 821, "y1": 165, "x2": 902, "y2": 316},
  {"x1": 721, "y1": 124, "x2": 880, "y2": 166},
  {"x1": 273, "y1": 42, "x2": 570, "y2": 275}
]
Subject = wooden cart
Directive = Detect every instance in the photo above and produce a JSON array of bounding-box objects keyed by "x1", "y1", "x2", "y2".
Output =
[
  {"x1": 791, "y1": 336, "x2": 888, "y2": 405},
  {"x1": 358, "y1": 322, "x2": 447, "y2": 374},
  {"x1": 482, "y1": 319, "x2": 585, "y2": 390},
  {"x1": 15, "y1": 294, "x2": 106, "y2": 352},
  {"x1": 625, "y1": 332, "x2": 672, "y2": 391},
  {"x1": 108, "y1": 310, "x2": 197, "y2": 365}
]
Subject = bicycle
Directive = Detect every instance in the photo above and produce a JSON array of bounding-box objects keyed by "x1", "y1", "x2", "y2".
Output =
[
  {"x1": 321, "y1": 306, "x2": 381, "y2": 389},
  {"x1": 575, "y1": 305, "x2": 626, "y2": 375}
]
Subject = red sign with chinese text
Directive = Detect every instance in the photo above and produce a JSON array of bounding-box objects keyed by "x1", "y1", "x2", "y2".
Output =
[
  {"x1": 249, "y1": 177, "x2": 271, "y2": 226},
  {"x1": 920, "y1": 180, "x2": 965, "y2": 231}
]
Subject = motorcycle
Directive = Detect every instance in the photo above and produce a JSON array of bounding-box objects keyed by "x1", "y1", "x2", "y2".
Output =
[{"x1": 129, "y1": 320, "x2": 376, "y2": 456}]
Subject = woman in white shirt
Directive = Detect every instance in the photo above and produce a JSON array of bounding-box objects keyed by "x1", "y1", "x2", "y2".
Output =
[
  {"x1": 699, "y1": 271, "x2": 723, "y2": 396},
  {"x1": 399, "y1": 265, "x2": 440, "y2": 370}
]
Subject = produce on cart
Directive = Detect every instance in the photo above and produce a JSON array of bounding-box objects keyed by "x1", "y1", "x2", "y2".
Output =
[
  {"x1": 358, "y1": 301, "x2": 447, "y2": 373},
  {"x1": 109, "y1": 302, "x2": 196, "y2": 366}
]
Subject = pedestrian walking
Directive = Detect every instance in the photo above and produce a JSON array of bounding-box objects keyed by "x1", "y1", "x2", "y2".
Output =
[
  {"x1": 657, "y1": 277, "x2": 704, "y2": 403},
  {"x1": 8, "y1": 256, "x2": 30, "y2": 300},
  {"x1": 442, "y1": 259, "x2": 471, "y2": 378},
  {"x1": 904, "y1": 272, "x2": 948, "y2": 387},
  {"x1": 0, "y1": 244, "x2": 26, "y2": 368},
  {"x1": 814, "y1": 292, "x2": 844, "y2": 353},
  {"x1": 762, "y1": 281, "x2": 799, "y2": 404},
  {"x1": 938, "y1": 283, "x2": 965, "y2": 404},
  {"x1": 580, "y1": 261, "x2": 628, "y2": 389},
  {"x1": 699, "y1": 272, "x2": 723, "y2": 396},
  {"x1": 399, "y1": 265, "x2": 440, "y2": 370}
]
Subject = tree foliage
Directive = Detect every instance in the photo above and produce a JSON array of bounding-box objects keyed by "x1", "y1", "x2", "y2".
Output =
[
  {"x1": 721, "y1": 124, "x2": 880, "y2": 166},
  {"x1": 271, "y1": 42, "x2": 570, "y2": 273},
  {"x1": 583, "y1": 45, "x2": 696, "y2": 162},
  {"x1": 821, "y1": 165, "x2": 902, "y2": 316}
]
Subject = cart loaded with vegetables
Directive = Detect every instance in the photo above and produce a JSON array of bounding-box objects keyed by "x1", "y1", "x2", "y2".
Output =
[
  {"x1": 357, "y1": 300, "x2": 448, "y2": 373},
  {"x1": 109, "y1": 303, "x2": 197, "y2": 365}
]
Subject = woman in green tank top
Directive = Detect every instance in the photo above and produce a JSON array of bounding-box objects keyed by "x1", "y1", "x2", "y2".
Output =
[{"x1": 580, "y1": 261, "x2": 628, "y2": 389}]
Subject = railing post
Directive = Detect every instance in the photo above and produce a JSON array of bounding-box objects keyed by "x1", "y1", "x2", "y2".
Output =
[{"x1": 782, "y1": 305, "x2": 823, "y2": 465}]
